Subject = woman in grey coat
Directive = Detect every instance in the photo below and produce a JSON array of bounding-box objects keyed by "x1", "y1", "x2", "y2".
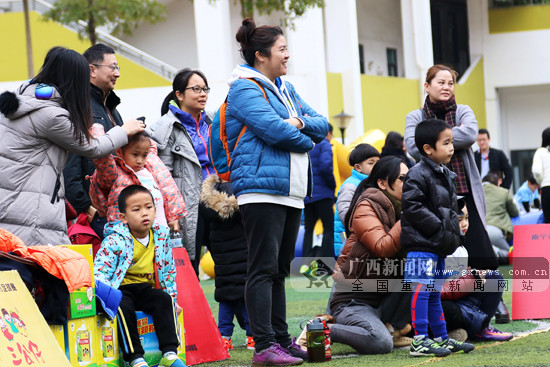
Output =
[
  {"x1": 147, "y1": 69, "x2": 213, "y2": 264},
  {"x1": 404, "y1": 64, "x2": 497, "y2": 270},
  {"x1": 0, "y1": 47, "x2": 144, "y2": 246}
]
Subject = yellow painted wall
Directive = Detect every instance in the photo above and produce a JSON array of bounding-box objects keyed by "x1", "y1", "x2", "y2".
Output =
[
  {"x1": 489, "y1": 4, "x2": 550, "y2": 33},
  {"x1": 0, "y1": 11, "x2": 170, "y2": 89},
  {"x1": 454, "y1": 58, "x2": 487, "y2": 129},
  {"x1": 361, "y1": 75, "x2": 420, "y2": 135},
  {"x1": 326, "y1": 72, "x2": 345, "y2": 139}
]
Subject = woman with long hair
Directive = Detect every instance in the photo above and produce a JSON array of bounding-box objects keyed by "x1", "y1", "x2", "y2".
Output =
[
  {"x1": 0, "y1": 46, "x2": 144, "y2": 246},
  {"x1": 532, "y1": 127, "x2": 550, "y2": 223},
  {"x1": 404, "y1": 64, "x2": 497, "y2": 270},
  {"x1": 147, "y1": 68, "x2": 213, "y2": 267},
  {"x1": 225, "y1": 18, "x2": 328, "y2": 365},
  {"x1": 330, "y1": 156, "x2": 411, "y2": 354}
]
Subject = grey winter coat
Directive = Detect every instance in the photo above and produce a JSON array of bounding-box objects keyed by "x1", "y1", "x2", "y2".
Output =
[
  {"x1": 404, "y1": 105, "x2": 487, "y2": 226},
  {"x1": 0, "y1": 82, "x2": 128, "y2": 246},
  {"x1": 147, "y1": 110, "x2": 201, "y2": 260}
]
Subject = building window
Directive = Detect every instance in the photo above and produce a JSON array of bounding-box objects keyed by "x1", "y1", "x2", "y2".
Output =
[
  {"x1": 387, "y1": 48, "x2": 398, "y2": 77},
  {"x1": 491, "y1": 0, "x2": 550, "y2": 8},
  {"x1": 359, "y1": 44, "x2": 365, "y2": 74}
]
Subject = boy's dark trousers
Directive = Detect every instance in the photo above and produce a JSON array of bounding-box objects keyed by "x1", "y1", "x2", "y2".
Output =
[{"x1": 117, "y1": 283, "x2": 179, "y2": 362}]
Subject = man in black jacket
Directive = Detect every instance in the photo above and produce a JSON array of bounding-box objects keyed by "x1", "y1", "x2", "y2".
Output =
[
  {"x1": 63, "y1": 43, "x2": 125, "y2": 238},
  {"x1": 474, "y1": 129, "x2": 513, "y2": 189}
]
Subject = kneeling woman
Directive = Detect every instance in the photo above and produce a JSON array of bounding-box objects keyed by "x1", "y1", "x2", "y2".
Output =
[{"x1": 330, "y1": 156, "x2": 410, "y2": 354}]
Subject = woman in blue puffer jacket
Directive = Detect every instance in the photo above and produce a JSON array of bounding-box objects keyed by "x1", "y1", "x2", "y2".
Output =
[{"x1": 224, "y1": 18, "x2": 328, "y2": 366}]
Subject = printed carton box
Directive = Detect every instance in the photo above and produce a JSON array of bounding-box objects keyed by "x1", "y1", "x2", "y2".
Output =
[
  {"x1": 65, "y1": 316, "x2": 97, "y2": 367},
  {"x1": 95, "y1": 315, "x2": 120, "y2": 367},
  {"x1": 49, "y1": 324, "x2": 69, "y2": 358},
  {"x1": 62, "y1": 244, "x2": 96, "y2": 319},
  {"x1": 134, "y1": 311, "x2": 186, "y2": 367}
]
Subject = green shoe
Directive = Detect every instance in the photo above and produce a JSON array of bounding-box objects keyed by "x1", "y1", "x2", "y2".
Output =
[
  {"x1": 159, "y1": 352, "x2": 186, "y2": 367},
  {"x1": 435, "y1": 337, "x2": 475, "y2": 354},
  {"x1": 410, "y1": 336, "x2": 451, "y2": 357}
]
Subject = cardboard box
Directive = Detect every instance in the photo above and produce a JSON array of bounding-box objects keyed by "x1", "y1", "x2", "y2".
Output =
[
  {"x1": 62, "y1": 244, "x2": 96, "y2": 319},
  {"x1": 65, "y1": 316, "x2": 97, "y2": 367},
  {"x1": 134, "y1": 311, "x2": 186, "y2": 367},
  {"x1": 49, "y1": 324, "x2": 69, "y2": 359},
  {"x1": 0, "y1": 270, "x2": 71, "y2": 366},
  {"x1": 95, "y1": 316, "x2": 120, "y2": 367}
]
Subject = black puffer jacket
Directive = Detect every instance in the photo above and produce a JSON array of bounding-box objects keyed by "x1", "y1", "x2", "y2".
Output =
[
  {"x1": 401, "y1": 156, "x2": 461, "y2": 257},
  {"x1": 200, "y1": 175, "x2": 248, "y2": 303}
]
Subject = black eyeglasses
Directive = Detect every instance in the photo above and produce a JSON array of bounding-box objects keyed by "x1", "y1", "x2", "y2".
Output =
[
  {"x1": 185, "y1": 86, "x2": 211, "y2": 94},
  {"x1": 92, "y1": 64, "x2": 120, "y2": 71}
]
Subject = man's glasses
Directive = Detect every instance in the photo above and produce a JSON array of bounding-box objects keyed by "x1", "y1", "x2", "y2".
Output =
[
  {"x1": 185, "y1": 86, "x2": 211, "y2": 94},
  {"x1": 92, "y1": 64, "x2": 120, "y2": 71}
]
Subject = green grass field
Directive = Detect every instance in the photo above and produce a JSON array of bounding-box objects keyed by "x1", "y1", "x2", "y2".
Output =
[{"x1": 198, "y1": 265, "x2": 550, "y2": 367}]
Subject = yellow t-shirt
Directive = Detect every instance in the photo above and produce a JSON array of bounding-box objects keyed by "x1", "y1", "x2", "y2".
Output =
[{"x1": 121, "y1": 230, "x2": 155, "y2": 286}]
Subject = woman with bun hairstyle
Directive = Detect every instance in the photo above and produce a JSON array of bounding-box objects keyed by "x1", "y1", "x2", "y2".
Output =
[
  {"x1": 404, "y1": 64, "x2": 497, "y2": 270},
  {"x1": 0, "y1": 46, "x2": 144, "y2": 246},
  {"x1": 225, "y1": 18, "x2": 328, "y2": 365},
  {"x1": 147, "y1": 68, "x2": 213, "y2": 267}
]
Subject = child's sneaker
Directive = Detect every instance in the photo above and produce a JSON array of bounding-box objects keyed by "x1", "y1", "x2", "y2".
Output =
[
  {"x1": 251, "y1": 343, "x2": 303, "y2": 366},
  {"x1": 159, "y1": 352, "x2": 186, "y2": 367},
  {"x1": 474, "y1": 325, "x2": 513, "y2": 341},
  {"x1": 223, "y1": 337, "x2": 233, "y2": 351},
  {"x1": 410, "y1": 336, "x2": 451, "y2": 357},
  {"x1": 247, "y1": 336, "x2": 256, "y2": 350},
  {"x1": 131, "y1": 357, "x2": 149, "y2": 367},
  {"x1": 435, "y1": 337, "x2": 475, "y2": 354}
]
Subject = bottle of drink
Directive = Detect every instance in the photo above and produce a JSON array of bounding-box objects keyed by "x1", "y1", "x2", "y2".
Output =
[
  {"x1": 306, "y1": 318, "x2": 325, "y2": 362},
  {"x1": 170, "y1": 231, "x2": 183, "y2": 248},
  {"x1": 322, "y1": 319, "x2": 332, "y2": 361}
]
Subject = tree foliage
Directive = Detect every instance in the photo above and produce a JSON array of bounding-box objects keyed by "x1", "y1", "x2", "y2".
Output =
[
  {"x1": 213, "y1": 0, "x2": 325, "y2": 28},
  {"x1": 44, "y1": 0, "x2": 167, "y2": 45}
]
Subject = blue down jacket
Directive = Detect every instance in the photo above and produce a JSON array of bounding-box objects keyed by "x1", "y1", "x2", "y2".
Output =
[{"x1": 225, "y1": 66, "x2": 328, "y2": 198}]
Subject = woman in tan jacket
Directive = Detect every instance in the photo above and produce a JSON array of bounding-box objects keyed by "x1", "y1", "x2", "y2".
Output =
[{"x1": 329, "y1": 156, "x2": 410, "y2": 354}]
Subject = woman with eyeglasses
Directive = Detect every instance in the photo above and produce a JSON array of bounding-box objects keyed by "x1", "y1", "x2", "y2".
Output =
[
  {"x1": 0, "y1": 46, "x2": 144, "y2": 246},
  {"x1": 147, "y1": 68, "x2": 213, "y2": 270},
  {"x1": 404, "y1": 65, "x2": 497, "y2": 271},
  {"x1": 330, "y1": 156, "x2": 412, "y2": 354}
]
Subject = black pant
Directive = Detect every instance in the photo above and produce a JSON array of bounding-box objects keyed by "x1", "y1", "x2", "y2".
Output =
[
  {"x1": 302, "y1": 198, "x2": 335, "y2": 261},
  {"x1": 541, "y1": 186, "x2": 550, "y2": 223},
  {"x1": 463, "y1": 193, "x2": 497, "y2": 270},
  {"x1": 240, "y1": 203, "x2": 301, "y2": 352},
  {"x1": 117, "y1": 283, "x2": 179, "y2": 362}
]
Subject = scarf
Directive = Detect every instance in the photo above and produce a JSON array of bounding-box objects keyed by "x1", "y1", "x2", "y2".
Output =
[{"x1": 423, "y1": 95, "x2": 469, "y2": 194}]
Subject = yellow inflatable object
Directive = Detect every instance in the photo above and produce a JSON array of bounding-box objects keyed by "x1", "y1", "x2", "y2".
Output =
[
  {"x1": 348, "y1": 129, "x2": 386, "y2": 153},
  {"x1": 200, "y1": 251, "x2": 215, "y2": 278}
]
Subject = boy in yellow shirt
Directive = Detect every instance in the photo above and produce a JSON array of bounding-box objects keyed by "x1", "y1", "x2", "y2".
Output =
[{"x1": 94, "y1": 185, "x2": 185, "y2": 367}]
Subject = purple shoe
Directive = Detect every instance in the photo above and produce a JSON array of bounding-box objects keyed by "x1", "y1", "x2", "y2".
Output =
[
  {"x1": 475, "y1": 325, "x2": 513, "y2": 341},
  {"x1": 284, "y1": 337, "x2": 308, "y2": 360},
  {"x1": 251, "y1": 343, "x2": 303, "y2": 367}
]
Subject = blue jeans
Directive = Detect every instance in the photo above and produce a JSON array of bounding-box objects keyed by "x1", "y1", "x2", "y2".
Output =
[{"x1": 218, "y1": 300, "x2": 252, "y2": 337}]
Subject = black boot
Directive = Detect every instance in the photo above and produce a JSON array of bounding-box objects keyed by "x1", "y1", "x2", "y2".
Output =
[{"x1": 494, "y1": 299, "x2": 510, "y2": 324}]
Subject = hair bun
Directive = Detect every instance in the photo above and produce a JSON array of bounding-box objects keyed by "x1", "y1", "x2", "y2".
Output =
[{"x1": 236, "y1": 18, "x2": 257, "y2": 48}]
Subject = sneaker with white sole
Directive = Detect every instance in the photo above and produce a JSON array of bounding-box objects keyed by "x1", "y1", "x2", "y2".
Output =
[
  {"x1": 435, "y1": 337, "x2": 475, "y2": 354},
  {"x1": 410, "y1": 336, "x2": 451, "y2": 357}
]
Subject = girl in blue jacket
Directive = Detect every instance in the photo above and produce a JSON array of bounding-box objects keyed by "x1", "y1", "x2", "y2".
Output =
[{"x1": 225, "y1": 18, "x2": 328, "y2": 366}]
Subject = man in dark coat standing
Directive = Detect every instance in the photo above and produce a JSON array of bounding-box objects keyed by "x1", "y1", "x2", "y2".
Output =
[
  {"x1": 475, "y1": 129, "x2": 513, "y2": 189},
  {"x1": 63, "y1": 43, "x2": 124, "y2": 238}
]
